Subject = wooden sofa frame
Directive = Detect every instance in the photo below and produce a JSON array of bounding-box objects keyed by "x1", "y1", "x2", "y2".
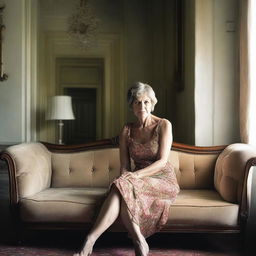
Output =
[{"x1": 1, "y1": 138, "x2": 256, "y2": 238}]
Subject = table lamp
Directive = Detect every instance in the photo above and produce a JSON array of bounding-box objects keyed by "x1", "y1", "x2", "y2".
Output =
[{"x1": 46, "y1": 95, "x2": 75, "y2": 144}]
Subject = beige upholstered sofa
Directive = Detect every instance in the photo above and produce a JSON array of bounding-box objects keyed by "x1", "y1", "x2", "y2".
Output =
[{"x1": 1, "y1": 138, "x2": 256, "y2": 236}]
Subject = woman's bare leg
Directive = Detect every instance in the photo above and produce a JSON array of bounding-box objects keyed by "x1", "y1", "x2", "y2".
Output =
[
  {"x1": 73, "y1": 186, "x2": 121, "y2": 256},
  {"x1": 120, "y1": 200, "x2": 149, "y2": 256}
]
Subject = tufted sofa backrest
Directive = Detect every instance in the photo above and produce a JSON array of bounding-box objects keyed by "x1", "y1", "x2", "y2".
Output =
[
  {"x1": 51, "y1": 148, "x2": 120, "y2": 188},
  {"x1": 169, "y1": 151, "x2": 218, "y2": 189},
  {"x1": 51, "y1": 148, "x2": 219, "y2": 189}
]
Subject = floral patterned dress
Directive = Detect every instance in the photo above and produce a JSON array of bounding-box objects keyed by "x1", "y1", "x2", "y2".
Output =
[{"x1": 113, "y1": 119, "x2": 180, "y2": 238}]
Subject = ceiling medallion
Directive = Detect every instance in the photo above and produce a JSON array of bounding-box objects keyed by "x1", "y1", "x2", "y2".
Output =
[{"x1": 67, "y1": 0, "x2": 100, "y2": 49}]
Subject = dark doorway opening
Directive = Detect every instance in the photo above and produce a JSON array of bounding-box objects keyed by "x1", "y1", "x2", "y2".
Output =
[{"x1": 64, "y1": 88, "x2": 97, "y2": 144}]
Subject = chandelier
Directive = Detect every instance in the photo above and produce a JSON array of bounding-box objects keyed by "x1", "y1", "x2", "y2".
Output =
[{"x1": 67, "y1": 0, "x2": 100, "y2": 49}]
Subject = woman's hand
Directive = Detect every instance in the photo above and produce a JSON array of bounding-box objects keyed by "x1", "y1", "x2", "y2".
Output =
[{"x1": 122, "y1": 171, "x2": 140, "y2": 179}]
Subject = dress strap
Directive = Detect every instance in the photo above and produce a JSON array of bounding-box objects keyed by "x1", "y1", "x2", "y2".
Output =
[
  {"x1": 155, "y1": 119, "x2": 163, "y2": 134},
  {"x1": 127, "y1": 123, "x2": 131, "y2": 138},
  {"x1": 124, "y1": 123, "x2": 132, "y2": 140}
]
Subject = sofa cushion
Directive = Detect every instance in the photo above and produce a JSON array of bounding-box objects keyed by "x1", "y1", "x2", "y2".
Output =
[
  {"x1": 20, "y1": 188, "x2": 108, "y2": 223},
  {"x1": 19, "y1": 188, "x2": 238, "y2": 228},
  {"x1": 166, "y1": 190, "x2": 239, "y2": 228}
]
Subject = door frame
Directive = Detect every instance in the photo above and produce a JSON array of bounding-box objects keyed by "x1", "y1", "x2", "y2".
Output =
[{"x1": 56, "y1": 58, "x2": 104, "y2": 140}]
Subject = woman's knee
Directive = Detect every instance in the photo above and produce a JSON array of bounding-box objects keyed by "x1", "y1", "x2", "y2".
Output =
[
  {"x1": 110, "y1": 184, "x2": 121, "y2": 196},
  {"x1": 108, "y1": 185, "x2": 122, "y2": 203}
]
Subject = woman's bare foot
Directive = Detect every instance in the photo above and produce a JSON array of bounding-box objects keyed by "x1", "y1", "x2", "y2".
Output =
[
  {"x1": 134, "y1": 236, "x2": 149, "y2": 256},
  {"x1": 73, "y1": 236, "x2": 95, "y2": 256}
]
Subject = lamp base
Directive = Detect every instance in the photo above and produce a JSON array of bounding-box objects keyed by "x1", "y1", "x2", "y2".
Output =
[{"x1": 57, "y1": 120, "x2": 64, "y2": 145}]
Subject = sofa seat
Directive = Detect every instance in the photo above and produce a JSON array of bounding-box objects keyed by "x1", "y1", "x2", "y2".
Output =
[
  {"x1": 19, "y1": 188, "x2": 239, "y2": 228},
  {"x1": 166, "y1": 190, "x2": 239, "y2": 228},
  {"x1": 20, "y1": 188, "x2": 108, "y2": 223}
]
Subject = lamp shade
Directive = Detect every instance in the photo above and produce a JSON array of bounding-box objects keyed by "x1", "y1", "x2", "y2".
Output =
[{"x1": 47, "y1": 95, "x2": 75, "y2": 120}]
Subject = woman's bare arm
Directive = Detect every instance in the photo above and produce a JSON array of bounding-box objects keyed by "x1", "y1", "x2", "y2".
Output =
[{"x1": 119, "y1": 125, "x2": 131, "y2": 174}]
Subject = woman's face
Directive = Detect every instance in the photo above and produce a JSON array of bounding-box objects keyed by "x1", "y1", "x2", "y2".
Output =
[{"x1": 132, "y1": 94, "x2": 152, "y2": 119}]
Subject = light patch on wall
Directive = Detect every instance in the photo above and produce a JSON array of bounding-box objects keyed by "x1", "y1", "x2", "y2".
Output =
[{"x1": 248, "y1": 0, "x2": 256, "y2": 144}]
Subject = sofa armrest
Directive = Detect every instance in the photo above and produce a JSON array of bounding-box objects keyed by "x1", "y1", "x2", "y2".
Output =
[
  {"x1": 214, "y1": 143, "x2": 256, "y2": 204},
  {"x1": 245, "y1": 162, "x2": 256, "y2": 251},
  {"x1": 246, "y1": 162, "x2": 256, "y2": 218},
  {"x1": 0, "y1": 143, "x2": 52, "y2": 205}
]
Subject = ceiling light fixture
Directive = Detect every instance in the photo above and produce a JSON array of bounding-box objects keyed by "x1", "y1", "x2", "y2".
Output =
[{"x1": 67, "y1": 0, "x2": 100, "y2": 49}]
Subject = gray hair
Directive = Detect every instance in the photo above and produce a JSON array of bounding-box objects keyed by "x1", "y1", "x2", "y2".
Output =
[{"x1": 127, "y1": 82, "x2": 158, "y2": 112}]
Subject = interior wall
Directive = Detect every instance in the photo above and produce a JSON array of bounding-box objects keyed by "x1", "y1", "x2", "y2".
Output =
[
  {"x1": 0, "y1": 0, "x2": 23, "y2": 144},
  {"x1": 213, "y1": 0, "x2": 239, "y2": 145},
  {"x1": 0, "y1": 0, "x2": 38, "y2": 145},
  {"x1": 174, "y1": 0, "x2": 195, "y2": 145},
  {"x1": 195, "y1": 0, "x2": 214, "y2": 146},
  {"x1": 125, "y1": 0, "x2": 178, "y2": 132},
  {"x1": 194, "y1": 0, "x2": 239, "y2": 146}
]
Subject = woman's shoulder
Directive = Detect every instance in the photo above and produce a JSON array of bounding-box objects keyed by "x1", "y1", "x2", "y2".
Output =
[
  {"x1": 120, "y1": 122, "x2": 132, "y2": 137},
  {"x1": 160, "y1": 118, "x2": 172, "y2": 126},
  {"x1": 153, "y1": 116, "x2": 171, "y2": 126},
  {"x1": 158, "y1": 118, "x2": 172, "y2": 132},
  {"x1": 123, "y1": 122, "x2": 133, "y2": 130}
]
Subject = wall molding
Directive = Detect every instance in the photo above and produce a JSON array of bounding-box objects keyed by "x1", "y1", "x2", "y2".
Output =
[
  {"x1": 194, "y1": 0, "x2": 214, "y2": 146},
  {"x1": 21, "y1": 0, "x2": 38, "y2": 142}
]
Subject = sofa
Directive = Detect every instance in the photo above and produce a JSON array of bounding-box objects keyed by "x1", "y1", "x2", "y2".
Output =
[{"x1": 1, "y1": 138, "x2": 256, "y2": 237}]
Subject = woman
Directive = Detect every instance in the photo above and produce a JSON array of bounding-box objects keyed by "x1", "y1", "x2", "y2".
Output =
[{"x1": 74, "y1": 82, "x2": 180, "y2": 256}]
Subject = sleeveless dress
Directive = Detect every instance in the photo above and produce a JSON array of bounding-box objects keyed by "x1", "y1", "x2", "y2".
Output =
[{"x1": 112, "y1": 119, "x2": 180, "y2": 238}]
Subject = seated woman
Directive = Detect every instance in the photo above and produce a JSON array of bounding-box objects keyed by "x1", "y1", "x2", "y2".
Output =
[{"x1": 74, "y1": 82, "x2": 180, "y2": 256}]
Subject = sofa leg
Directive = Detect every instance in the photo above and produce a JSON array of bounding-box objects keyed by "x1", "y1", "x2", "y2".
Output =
[
  {"x1": 13, "y1": 226, "x2": 26, "y2": 245},
  {"x1": 11, "y1": 216, "x2": 28, "y2": 245},
  {"x1": 243, "y1": 224, "x2": 256, "y2": 256}
]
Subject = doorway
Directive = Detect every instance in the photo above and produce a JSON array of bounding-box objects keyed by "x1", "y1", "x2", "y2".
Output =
[
  {"x1": 56, "y1": 58, "x2": 103, "y2": 144},
  {"x1": 64, "y1": 88, "x2": 97, "y2": 144}
]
